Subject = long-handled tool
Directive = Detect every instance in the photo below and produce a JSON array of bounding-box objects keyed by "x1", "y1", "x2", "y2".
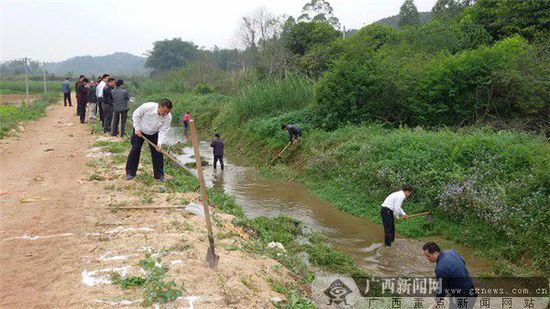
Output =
[
  {"x1": 189, "y1": 120, "x2": 219, "y2": 268},
  {"x1": 403, "y1": 211, "x2": 433, "y2": 222},
  {"x1": 141, "y1": 135, "x2": 194, "y2": 176},
  {"x1": 271, "y1": 142, "x2": 292, "y2": 162}
]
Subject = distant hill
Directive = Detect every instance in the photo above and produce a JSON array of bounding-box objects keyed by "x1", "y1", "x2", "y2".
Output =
[
  {"x1": 44, "y1": 52, "x2": 146, "y2": 76},
  {"x1": 374, "y1": 11, "x2": 432, "y2": 28}
]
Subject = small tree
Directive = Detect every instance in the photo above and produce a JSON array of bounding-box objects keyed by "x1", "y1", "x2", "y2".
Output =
[
  {"x1": 398, "y1": 0, "x2": 420, "y2": 28},
  {"x1": 298, "y1": 0, "x2": 340, "y2": 29},
  {"x1": 145, "y1": 38, "x2": 199, "y2": 74}
]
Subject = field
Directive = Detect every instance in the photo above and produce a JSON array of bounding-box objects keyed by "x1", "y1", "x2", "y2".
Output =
[{"x1": 0, "y1": 80, "x2": 60, "y2": 94}]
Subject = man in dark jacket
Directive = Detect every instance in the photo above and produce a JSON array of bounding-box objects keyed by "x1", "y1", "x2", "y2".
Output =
[
  {"x1": 76, "y1": 78, "x2": 89, "y2": 124},
  {"x1": 210, "y1": 133, "x2": 224, "y2": 170},
  {"x1": 111, "y1": 79, "x2": 130, "y2": 137},
  {"x1": 281, "y1": 124, "x2": 302, "y2": 144},
  {"x1": 75, "y1": 75, "x2": 84, "y2": 116},
  {"x1": 102, "y1": 78, "x2": 116, "y2": 133},
  {"x1": 423, "y1": 242, "x2": 477, "y2": 309}
]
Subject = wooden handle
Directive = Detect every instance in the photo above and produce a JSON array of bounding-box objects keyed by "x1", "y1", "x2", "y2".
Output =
[
  {"x1": 189, "y1": 120, "x2": 218, "y2": 267},
  {"x1": 141, "y1": 135, "x2": 194, "y2": 176},
  {"x1": 405, "y1": 211, "x2": 432, "y2": 218}
]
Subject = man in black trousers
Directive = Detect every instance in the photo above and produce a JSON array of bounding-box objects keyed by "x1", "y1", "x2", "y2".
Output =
[
  {"x1": 380, "y1": 185, "x2": 414, "y2": 246},
  {"x1": 102, "y1": 78, "x2": 116, "y2": 133},
  {"x1": 125, "y1": 99, "x2": 173, "y2": 182}
]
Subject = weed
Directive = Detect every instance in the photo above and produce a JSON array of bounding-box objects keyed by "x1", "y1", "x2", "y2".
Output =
[
  {"x1": 140, "y1": 194, "x2": 154, "y2": 205},
  {"x1": 240, "y1": 275, "x2": 258, "y2": 293},
  {"x1": 111, "y1": 273, "x2": 146, "y2": 289},
  {"x1": 88, "y1": 173, "x2": 106, "y2": 181}
]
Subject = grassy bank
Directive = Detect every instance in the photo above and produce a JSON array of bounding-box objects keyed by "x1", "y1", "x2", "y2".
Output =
[
  {"x1": 131, "y1": 77, "x2": 549, "y2": 276},
  {"x1": 0, "y1": 92, "x2": 60, "y2": 138}
]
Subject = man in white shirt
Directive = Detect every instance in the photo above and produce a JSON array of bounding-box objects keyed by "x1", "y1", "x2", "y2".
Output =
[
  {"x1": 125, "y1": 99, "x2": 173, "y2": 181},
  {"x1": 380, "y1": 185, "x2": 414, "y2": 246},
  {"x1": 95, "y1": 74, "x2": 109, "y2": 125}
]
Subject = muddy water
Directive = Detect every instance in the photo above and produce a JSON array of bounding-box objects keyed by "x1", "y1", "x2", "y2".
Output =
[{"x1": 167, "y1": 129, "x2": 493, "y2": 277}]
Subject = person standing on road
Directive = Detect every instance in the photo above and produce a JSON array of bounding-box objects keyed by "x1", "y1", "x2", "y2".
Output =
[
  {"x1": 75, "y1": 75, "x2": 84, "y2": 116},
  {"x1": 211, "y1": 133, "x2": 224, "y2": 170},
  {"x1": 423, "y1": 242, "x2": 477, "y2": 309},
  {"x1": 96, "y1": 74, "x2": 109, "y2": 125},
  {"x1": 88, "y1": 80, "x2": 98, "y2": 120},
  {"x1": 281, "y1": 124, "x2": 302, "y2": 144},
  {"x1": 61, "y1": 78, "x2": 72, "y2": 107},
  {"x1": 125, "y1": 99, "x2": 173, "y2": 182},
  {"x1": 111, "y1": 79, "x2": 130, "y2": 137},
  {"x1": 76, "y1": 78, "x2": 89, "y2": 124},
  {"x1": 102, "y1": 78, "x2": 116, "y2": 133},
  {"x1": 380, "y1": 185, "x2": 413, "y2": 246}
]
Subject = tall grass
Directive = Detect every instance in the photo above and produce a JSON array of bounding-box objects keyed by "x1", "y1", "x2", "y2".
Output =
[
  {"x1": 0, "y1": 92, "x2": 60, "y2": 138},
  {"x1": 231, "y1": 75, "x2": 314, "y2": 122}
]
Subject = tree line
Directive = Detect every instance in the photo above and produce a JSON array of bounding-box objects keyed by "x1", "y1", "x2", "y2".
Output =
[{"x1": 143, "y1": 0, "x2": 549, "y2": 131}]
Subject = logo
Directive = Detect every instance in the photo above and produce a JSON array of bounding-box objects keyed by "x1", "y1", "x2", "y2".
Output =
[{"x1": 324, "y1": 279, "x2": 353, "y2": 305}]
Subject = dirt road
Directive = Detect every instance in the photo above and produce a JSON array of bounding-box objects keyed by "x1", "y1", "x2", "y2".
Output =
[
  {"x1": 0, "y1": 102, "x2": 94, "y2": 307},
  {"x1": 0, "y1": 102, "x2": 293, "y2": 308}
]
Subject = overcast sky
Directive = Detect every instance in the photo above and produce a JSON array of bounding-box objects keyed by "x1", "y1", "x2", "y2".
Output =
[{"x1": 1, "y1": 0, "x2": 437, "y2": 62}]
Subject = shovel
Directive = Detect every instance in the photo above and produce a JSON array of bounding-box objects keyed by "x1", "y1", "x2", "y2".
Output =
[
  {"x1": 403, "y1": 211, "x2": 433, "y2": 223},
  {"x1": 189, "y1": 120, "x2": 219, "y2": 268}
]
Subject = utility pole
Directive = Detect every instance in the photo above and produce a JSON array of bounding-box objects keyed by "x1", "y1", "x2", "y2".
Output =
[
  {"x1": 42, "y1": 62, "x2": 47, "y2": 93},
  {"x1": 24, "y1": 57, "x2": 29, "y2": 105},
  {"x1": 343, "y1": 25, "x2": 346, "y2": 39}
]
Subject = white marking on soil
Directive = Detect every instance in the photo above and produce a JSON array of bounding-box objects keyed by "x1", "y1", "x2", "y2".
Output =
[
  {"x1": 170, "y1": 259, "x2": 184, "y2": 266},
  {"x1": 105, "y1": 227, "x2": 154, "y2": 234},
  {"x1": 81, "y1": 266, "x2": 130, "y2": 286},
  {"x1": 176, "y1": 296, "x2": 200, "y2": 309},
  {"x1": 3, "y1": 233, "x2": 74, "y2": 241},
  {"x1": 94, "y1": 299, "x2": 141, "y2": 306},
  {"x1": 99, "y1": 251, "x2": 134, "y2": 261}
]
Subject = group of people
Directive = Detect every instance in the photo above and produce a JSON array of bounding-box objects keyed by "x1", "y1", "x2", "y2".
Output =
[
  {"x1": 61, "y1": 74, "x2": 130, "y2": 136},
  {"x1": 60, "y1": 84, "x2": 477, "y2": 307},
  {"x1": 381, "y1": 186, "x2": 477, "y2": 309}
]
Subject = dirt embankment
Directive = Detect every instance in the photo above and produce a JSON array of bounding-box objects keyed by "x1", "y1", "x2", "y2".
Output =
[{"x1": 0, "y1": 103, "x2": 295, "y2": 308}]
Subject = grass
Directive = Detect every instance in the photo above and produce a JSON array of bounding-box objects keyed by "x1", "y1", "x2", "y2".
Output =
[
  {"x1": 0, "y1": 92, "x2": 60, "y2": 138},
  {"x1": 0, "y1": 80, "x2": 60, "y2": 94}
]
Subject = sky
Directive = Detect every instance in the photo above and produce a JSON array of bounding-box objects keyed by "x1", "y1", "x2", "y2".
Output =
[{"x1": 0, "y1": 0, "x2": 437, "y2": 63}]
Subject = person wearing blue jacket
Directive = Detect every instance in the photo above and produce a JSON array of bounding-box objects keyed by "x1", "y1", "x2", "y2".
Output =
[
  {"x1": 423, "y1": 242, "x2": 477, "y2": 309},
  {"x1": 61, "y1": 78, "x2": 72, "y2": 107},
  {"x1": 210, "y1": 133, "x2": 224, "y2": 170},
  {"x1": 281, "y1": 124, "x2": 302, "y2": 143}
]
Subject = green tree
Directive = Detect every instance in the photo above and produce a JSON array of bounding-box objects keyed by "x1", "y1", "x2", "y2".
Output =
[
  {"x1": 145, "y1": 38, "x2": 199, "y2": 74},
  {"x1": 298, "y1": 0, "x2": 340, "y2": 29},
  {"x1": 398, "y1": 0, "x2": 420, "y2": 28},
  {"x1": 284, "y1": 22, "x2": 341, "y2": 56},
  {"x1": 432, "y1": 0, "x2": 464, "y2": 19},
  {"x1": 468, "y1": 0, "x2": 550, "y2": 41}
]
